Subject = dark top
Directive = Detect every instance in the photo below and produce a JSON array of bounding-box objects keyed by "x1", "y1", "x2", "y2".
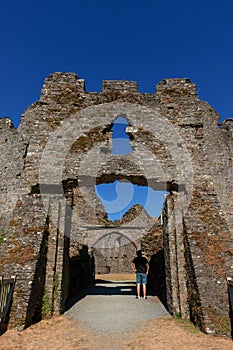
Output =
[{"x1": 132, "y1": 256, "x2": 148, "y2": 274}]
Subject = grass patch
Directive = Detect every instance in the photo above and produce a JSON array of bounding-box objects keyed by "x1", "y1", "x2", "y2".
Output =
[{"x1": 166, "y1": 316, "x2": 201, "y2": 334}]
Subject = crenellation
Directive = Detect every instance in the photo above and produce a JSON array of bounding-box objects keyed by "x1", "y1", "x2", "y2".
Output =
[
  {"x1": 40, "y1": 72, "x2": 86, "y2": 101},
  {"x1": 156, "y1": 78, "x2": 197, "y2": 97}
]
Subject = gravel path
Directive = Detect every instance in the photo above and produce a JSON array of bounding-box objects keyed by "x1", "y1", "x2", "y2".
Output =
[{"x1": 65, "y1": 279, "x2": 170, "y2": 333}]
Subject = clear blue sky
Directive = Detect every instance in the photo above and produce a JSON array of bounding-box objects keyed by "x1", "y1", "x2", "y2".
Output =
[
  {"x1": 95, "y1": 180, "x2": 167, "y2": 221},
  {"x1": 0, "y1": 0, "x2": 233, "y2": 127},
  {"x1": 1, "y1": 0, "x2": 232, "y2": 221}
]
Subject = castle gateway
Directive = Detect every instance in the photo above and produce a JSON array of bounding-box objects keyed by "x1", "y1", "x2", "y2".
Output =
[{"x1": 0, "y1": 73, "x2": 233, "y2": 335}]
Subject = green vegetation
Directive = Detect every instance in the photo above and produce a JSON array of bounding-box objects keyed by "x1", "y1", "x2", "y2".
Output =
[
  {"x1": 53, "y1": 272, "x2": 59, "y2": 302},
  {"x1": 42, "y1": 289, "x2": 52, "y2": 319},
  {"x1": 0, "y1": 227, "x2": 7, "y2": 245},
  {"x1": 166, "y1": 315, "x2": 201, "y2": 334},
  {"x1": 42, "y1": 273, "x2": 59, "y2": 319}
]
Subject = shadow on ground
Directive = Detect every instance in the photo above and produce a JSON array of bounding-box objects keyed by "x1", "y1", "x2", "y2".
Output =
[
  {"x1": 65, "y1": 278, "x2": 136, "y2": 310},
  {"x1": 87, "y1": 279, "x2": 135, "y2": 296}
]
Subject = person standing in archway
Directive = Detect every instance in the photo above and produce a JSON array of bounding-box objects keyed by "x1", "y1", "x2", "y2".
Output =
[{"x1": 131, "y1": 250, "x2": 149, "y2": 299}]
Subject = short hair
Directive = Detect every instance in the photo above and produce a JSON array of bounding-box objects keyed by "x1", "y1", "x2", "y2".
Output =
[{"x1": 136, "y1": 250, "x2": 142, "y2": 257}]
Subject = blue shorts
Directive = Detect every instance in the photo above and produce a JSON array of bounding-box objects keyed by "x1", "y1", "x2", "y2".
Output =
[{"x1": 136, "y1": 272, "x2": 147, "y2": 284}]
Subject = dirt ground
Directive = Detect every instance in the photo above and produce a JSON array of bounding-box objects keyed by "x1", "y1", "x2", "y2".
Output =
[
  {"x1": 1, "y1": 315, "x2": 232, "y2": 350},
  {"x1": 1, "y1": 274, "x2": 232, "y2": 349}
]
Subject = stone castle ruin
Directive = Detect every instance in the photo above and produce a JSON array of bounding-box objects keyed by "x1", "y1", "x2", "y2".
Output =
[{"x1": 0, "y1": 72, "x2": 233, "y2": 335}]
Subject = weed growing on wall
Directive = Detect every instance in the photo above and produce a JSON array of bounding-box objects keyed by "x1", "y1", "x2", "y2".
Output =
[{"x1": 42, "y1": 289, "x2": 52, "y2": 319}]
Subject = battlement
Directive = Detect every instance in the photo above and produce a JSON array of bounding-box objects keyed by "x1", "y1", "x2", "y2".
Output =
[
  {"x1": 40, "y1": 72, "x2": 86, "y2": 100},
  {"x1": 40, "y1": 72, "x2": 198, "y2": 101},
  {"x1": 156, "y1": 78, "x2": 197, "y2": 96}
]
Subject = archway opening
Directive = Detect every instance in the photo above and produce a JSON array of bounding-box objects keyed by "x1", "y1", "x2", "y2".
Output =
[
  {"x1": 63, "y1": 117, "x2": 178, "y2": 315},
  {"x1": 92, "y1": 232, "x2": 137, "y2": 275},
  {"x1": 95, "y1": 180, "x2": 168, "y2": 222}
]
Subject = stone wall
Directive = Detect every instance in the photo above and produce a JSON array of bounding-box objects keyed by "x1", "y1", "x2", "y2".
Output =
[{"x1": 0, "y1": 72, "x2": 232, "y2": 336}]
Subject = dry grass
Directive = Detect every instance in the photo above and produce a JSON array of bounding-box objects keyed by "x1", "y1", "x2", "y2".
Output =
[{"x1": 1, "y1": 315, "x2": 232, "y2": 350}]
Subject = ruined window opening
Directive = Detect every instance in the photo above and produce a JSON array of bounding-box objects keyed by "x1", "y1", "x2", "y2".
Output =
[
  {"x1": 95, "y1": 180, "x2": 168, "y2": 221},
  {"x1": 111, "y1": 116, "x2": 132, "y2": 155},
  {"x1": 96, "y1": 116, "x2": 168, "y2": 221}
]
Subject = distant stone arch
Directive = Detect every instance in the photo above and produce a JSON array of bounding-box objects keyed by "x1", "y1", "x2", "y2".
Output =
[{"x1": 92, "y1": 231, "x2": 137, "y2": 274}]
